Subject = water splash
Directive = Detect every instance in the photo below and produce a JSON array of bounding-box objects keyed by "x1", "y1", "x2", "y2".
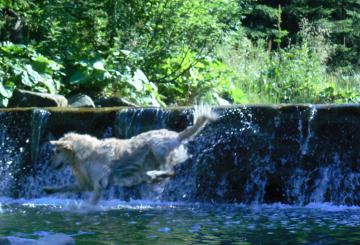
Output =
[
  {"x1": 193, "y1": 104, "x2": 218, "y2": 123},
  {"x1": 0, "y1": 112, "x2": 31, "y2": 197}
]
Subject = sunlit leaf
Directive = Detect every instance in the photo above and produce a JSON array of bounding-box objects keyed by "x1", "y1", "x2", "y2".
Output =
[
  {"x1": 21, "y1": 72, "x2": 33, "y2": 86},
  {"x1": 0, "y1": 83, "x2": 12, "y2": 98},
  {"x1": 134, "y1": 69, "x2": 149, "y2": 84},
  {"x1": 40, "y1": 77, "x2": 56, "y2": 94},
  {"x1": 25, "y1": 64, "x2": 42, "y2": 84},
  {"x1": 93, "y1": 60, "x2": 105, "y2": 71},
  {"x1": 120, "y1": 50, "x2": 131, "y2": 56},
  {"x1": 69, "y1": 70, "x2": 87, "y2": 84}
]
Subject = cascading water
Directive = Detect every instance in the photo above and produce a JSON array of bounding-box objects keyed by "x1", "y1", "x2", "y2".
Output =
[
  {"x1": 1, "y1": 105, "x2": 360, "y2": 245},
  {"x1": 0, "y1": 105, "x2": 359, "y2": 206},
  {"x1": 30, "y1": 109, "x2": 50, "y2": 163},
  {"x1": 0, "y1": 112, "x2": 18, "y2": 197},
  {"x1": 0, "y1": 111, "x2": 31, "y2": 197}
]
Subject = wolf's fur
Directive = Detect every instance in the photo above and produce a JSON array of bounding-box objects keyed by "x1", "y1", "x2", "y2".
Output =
[{"x1": 44, "y1": 107, "x2": 217, "y2": 204}]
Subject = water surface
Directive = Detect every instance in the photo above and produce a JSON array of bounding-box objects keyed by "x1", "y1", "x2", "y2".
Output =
[{"x1": 1, "y1": 198, "x2": 360, "y2": 244}]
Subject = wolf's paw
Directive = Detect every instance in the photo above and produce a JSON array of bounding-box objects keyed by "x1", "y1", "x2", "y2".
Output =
[{"x1": 146, "y1": 170, "x2": 175, "y2": 183}]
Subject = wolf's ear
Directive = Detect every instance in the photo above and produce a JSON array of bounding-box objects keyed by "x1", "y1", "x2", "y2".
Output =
[{"x1": 50, "y1": 140, "x2": 72, "y2": 150}]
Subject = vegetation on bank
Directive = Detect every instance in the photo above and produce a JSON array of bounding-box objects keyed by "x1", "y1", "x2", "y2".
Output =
[{"x1": 0, "y1": 0, "x2": 359, "y2": 107}]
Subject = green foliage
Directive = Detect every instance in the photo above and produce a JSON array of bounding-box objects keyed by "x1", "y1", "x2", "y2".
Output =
[
  {"x1": 242, "y1": 0, "x2": 360, "y2": 67},
  {"x1": 158, "y1": 50, "x2": 246, "y2": 105},
  {"x1": 1, "y1": 0, "x2": 241, "y2": 106},
  {"x1": 66, "y1": 51, "x2": 165, "y2": 106},
  {"x1": 219, "y1": 26, "x2": 360, "y2": 104},
  {"x1": 0, "y1": 0, "x2": 359, "y2": 106},
  {"x1": 0, "y1": 42, "x2": 63, "y2": 107}
]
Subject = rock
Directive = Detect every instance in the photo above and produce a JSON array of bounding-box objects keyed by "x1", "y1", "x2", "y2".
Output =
[
  {"x1": 68, "y1": 94, "x2": 95, "y2": 108},
  {"x1": 37, "y1": 234, "x2": 75, "y2": 245},
  {"x1": 0, "y1": 236, "x2": 36, "y2": 245},
  {"x1": 8, "y1": 89, "x2": 68, "y2": 108},
  {"x1": 95, "y1": 97, "x2": 138, "y2": 107},
  {"x1": 0, "y1": 234, "x2": 75, "y2": 245}
]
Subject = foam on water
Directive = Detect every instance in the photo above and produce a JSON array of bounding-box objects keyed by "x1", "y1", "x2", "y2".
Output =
[
  {"x1": 0, "y1": 197, "x2": 192, "y2": 213},
  {"x1": 1, "y1": 196, "x2": 359, "y2": 214}
]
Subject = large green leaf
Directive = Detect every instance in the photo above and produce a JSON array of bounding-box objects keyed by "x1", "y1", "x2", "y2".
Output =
[
  {"x1": 0, "y1": 83, "x2": 12, "y2": 98},
  {"x1": 25, "y1": 64, "x2": 43, "y2": 85},
  {"x1": 130, "y1": 69, "x2": 148, "y2": 91},
  {"x1": 69, "y1": 70, "x2": 88, "y2": 85},
  {"x1": 39, "y1": 74, "x2": 56, "y2": 93},
  {"x1": 0, "y1": 42, "x2": 26, "y2": 55},
  {"x1": 93, "y1": 60, "x2": 106, "y2": 71},
  {"x1": 0, "y1": 97, "x2": 8, "y2": 108},
  {"x1": 21, "y1": 72, "x2": 33, "y2": 87}
]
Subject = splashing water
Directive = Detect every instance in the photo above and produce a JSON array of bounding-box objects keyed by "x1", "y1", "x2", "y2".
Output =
[
  {"x1": 192, "y1": 104, "x2": 218, "y2": 123},
  {"x1": 1, "y1": 105, "x2": 360, "y2": 206},
  {"x1": 1, "y1": 105, "x2": 360, "y2": 244}
]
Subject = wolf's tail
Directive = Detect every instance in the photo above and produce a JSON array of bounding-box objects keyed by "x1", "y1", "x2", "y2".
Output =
[{"x1": 178, "y1": 105, "x2": 218, "y2": 142}]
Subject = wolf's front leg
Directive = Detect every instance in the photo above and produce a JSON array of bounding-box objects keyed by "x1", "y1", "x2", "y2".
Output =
[
  {"x1": 146, "y1": 170, "x2": 175, "y2": 183},
  {"x1": 43, "y1": 184, "x2": 81, "y2": 194},
  {"x1": 90, "y1": 176, "x2": 108, "y2": 205}
]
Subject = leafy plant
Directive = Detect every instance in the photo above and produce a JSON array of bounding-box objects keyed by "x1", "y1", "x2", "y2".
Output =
[
  {"x1": 158, "y1": 50, "x2": 246, "y2": 105},
  {"x1": 0, "y1": 42, "x2": 63, "y2": 107},
  {"x1": 67, "y1": 51, "x2": 164, "y2": 106}
]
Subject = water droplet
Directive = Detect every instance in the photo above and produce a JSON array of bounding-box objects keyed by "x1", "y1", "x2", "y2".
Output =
[{"x1": 158, "y1": 227, "x2": 171, "y2": 233}]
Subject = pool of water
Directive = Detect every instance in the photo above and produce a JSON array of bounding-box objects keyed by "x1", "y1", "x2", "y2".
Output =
[{"x1": 1, "y1": 198, "x2": 360, "y2": 244}]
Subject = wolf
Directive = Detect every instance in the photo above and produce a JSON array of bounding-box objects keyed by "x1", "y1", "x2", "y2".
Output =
[{"x1": 43, "y1": 107, "x2": 218, "y2": 204}]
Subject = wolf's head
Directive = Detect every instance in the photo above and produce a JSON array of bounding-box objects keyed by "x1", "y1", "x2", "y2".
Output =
[{"x1": 49, "y1": 139, "x2": 73, "y2": 170}]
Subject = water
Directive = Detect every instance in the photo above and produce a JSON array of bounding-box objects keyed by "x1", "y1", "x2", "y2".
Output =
[
  {"x1": 30, "y1": 109, "x2": 50, "y2": 163},
  {"x1": 1, "y1": 106, "x2": 360, "y2": 243},
  {"x1": 1, "y1": 198, "x2": 360, "y2": 244}
]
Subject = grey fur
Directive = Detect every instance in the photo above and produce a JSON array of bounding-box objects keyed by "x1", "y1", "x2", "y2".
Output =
[{"x1": 44, "y1": 110, "x2": 217, "y2": 204}]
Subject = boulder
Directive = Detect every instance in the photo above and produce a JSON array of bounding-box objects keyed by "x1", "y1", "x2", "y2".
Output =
[
  {"x1": 0, "y1": 234, "x2": 75, "y2": 245},
  {"x1": 68, "y1": 94, "x2": 95, "y2": 108},
  {"x1": 37, "y1": 234, "x2": 75, "y2": 245},
  {"x1": 8, "y1": 89, "x2": 68, "y2": 108},
  {"x1": 95, "y1": 97, "x2": 138, "y2": 107},
  {"x1": 0, "y1": 236, "x2": 36, "y2": 245}
]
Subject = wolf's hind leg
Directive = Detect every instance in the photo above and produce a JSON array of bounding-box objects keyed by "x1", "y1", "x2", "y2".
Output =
[{"x1": 90, "y1": 186, "x2": 102, "y2": 205}]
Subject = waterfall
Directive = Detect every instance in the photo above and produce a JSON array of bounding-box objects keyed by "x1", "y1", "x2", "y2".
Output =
[
  {"x1": 0, "y1": 111, "x2": 31, "y2": 197},
  {"x1": 31, "y1": 109, "x2": 50, "y2": 163},
  {"x1": 0, "y1": 105, "x2": 359, "y2": 206}
]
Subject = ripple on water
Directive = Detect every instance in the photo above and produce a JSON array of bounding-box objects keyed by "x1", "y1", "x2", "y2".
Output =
[{"x1": 0, "y1": 199, "x2": 359, "y2": 244}]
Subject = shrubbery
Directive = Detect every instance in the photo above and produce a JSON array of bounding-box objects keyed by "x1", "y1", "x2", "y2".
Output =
[
  {"x1": 0, "y1": 42, "x2": 63, "y2": 107},
  {"x1": 218, "y1": 21, "x2": 360, "y2": 104},
  {"x1": 0, "y1": 0, "x2": 359, "y2": 106}
]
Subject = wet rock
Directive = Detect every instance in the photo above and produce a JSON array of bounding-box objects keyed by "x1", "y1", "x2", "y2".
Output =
[
  {"x1": 37, "y1": 233, "x2": 75, "y2": 245},
  {"x1": 0, "y1": 236, "x2": 36, "y2": 245},
  {"x1": 8, "y1": 89, "x2": 68, "y2": 108},
  {"x1": 0, "y1": 234, "x2": 75, "y2": 245},
  {"x1": 68, "y1": 94, "x2": 95, "y2": 108},
  {"x1": 95, "y1": 97, "x2": 138, "y2": 107}
]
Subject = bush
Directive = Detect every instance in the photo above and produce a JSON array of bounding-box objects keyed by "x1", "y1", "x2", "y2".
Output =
[
  {"x1": 0, "y1": 42, "x2": 63, "y2": 107},
  {"x1": 158, "y1": 49, "x2": 246, "y2": 105},
  {"x1": 218, "y1": 22, "x2": 360, "y2": 104},
  {"x1": 64, "y1": 50, "x2": 165, "y2": 106}
]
